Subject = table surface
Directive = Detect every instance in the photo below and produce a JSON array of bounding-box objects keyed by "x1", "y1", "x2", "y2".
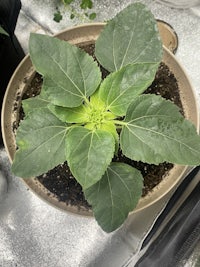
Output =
[{"x1": 0, "y1": 1, "x2": 200, "y2": 266}]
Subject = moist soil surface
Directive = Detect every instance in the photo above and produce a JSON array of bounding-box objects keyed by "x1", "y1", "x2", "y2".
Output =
[{"x1": 19, "y1": 44, "x2": 183, "y2": 211}]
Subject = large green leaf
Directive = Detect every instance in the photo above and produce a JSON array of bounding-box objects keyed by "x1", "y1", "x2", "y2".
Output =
[
  {"x1": 98, "y1": 63, "x2": 159, "y2": 116},
  {"x1": 95, "y1": 3, "x2": 162, "y2": 72},
  {"x1": 22, "y1": 95, "x2": 50, "y2": 115},
  {"x1": 12, "y1": 108, "x2": 68, "y2": 177},
  {"x1": 66, "y1": 127, "x2": 115, "y2": 189},
  {"x1": 121, "y1": 94, "x2": 200, "y2": 165},
  {"x1": 84, "y1": 162, "x2": 143, "y2": 233},
  {"x1": 29, "y1": 33, "x2": 101, "y2": 107}
]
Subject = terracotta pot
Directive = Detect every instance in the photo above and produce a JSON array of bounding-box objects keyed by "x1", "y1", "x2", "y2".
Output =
[{"x1": 1, "y1": 23, "x2": 199, "y2": 216}]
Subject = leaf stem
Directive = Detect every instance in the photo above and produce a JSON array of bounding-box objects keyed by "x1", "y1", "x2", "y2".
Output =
[
  {"x1": 83, "y1": 97, "x2": 90, "y2": 107},
  {"x1": 113, "y1": 120, "x2": 128, "y2": 126}
]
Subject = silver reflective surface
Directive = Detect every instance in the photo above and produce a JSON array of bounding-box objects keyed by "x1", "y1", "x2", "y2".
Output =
[
  {"x1": 0, "y1": 146, "x2": 177, "y2": 267},
  {"x1": 1, "y1": 0, "x2": 200, "y2": 266},
  {"x1": 156, "y1": 0, "x2": 200, "y2": 8}
]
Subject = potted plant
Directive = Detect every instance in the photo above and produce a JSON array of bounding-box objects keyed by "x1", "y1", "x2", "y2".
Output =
[{"x1": 2, "y1": 2, "x2": 200, "y2": 233}]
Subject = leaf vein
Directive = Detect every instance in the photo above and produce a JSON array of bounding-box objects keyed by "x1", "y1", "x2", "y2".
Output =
[
  {"x1": 108, "y1": 166, "x2": 133, "y2": 203},
  {"x1": 43, "y1": 47, "x2": 85, "y2": 98},
  {"x1": 15, "y1": 128, "x2": 67, "y2": 169},
  {"x1": 127, "y1": 124, "x2": 200, "y2": 154}
]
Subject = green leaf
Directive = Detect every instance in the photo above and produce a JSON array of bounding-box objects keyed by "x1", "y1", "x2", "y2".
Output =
[
  {"x1": 29, "y1": 33, "x2": 101, "y2": 107},
  {"x1": 0, "y1": 26, "x2": 9, "y2": 36},
  {"x1": 66, "y1": 127, "x2": 115, "y2": 189},
  {"x1": 99, "y1": 63, "x2": 159, "y2": 116},
  {"x1": 48, "y1": 104, "x2": 89, "y2": 123},
  {"x1": 53, "y1": 11, "x2": 63, "y2": 23},
  {"x1": 95, "y1": 3, "x2": 162, "y2": 72},
  {"x1": 81, "y1": 0, "x2": 93, "y2": 9},
  {"x1": 70, "y1": 13, "x2": 75, "y2": 19},
  {"x1": 89, "y1": 13, "x2": 96, "y2": 20},
  {"x1": 12, "y1": 108, "x2": 68, "y2": 177},
  {"x1": 89, "y1": 89, "x2": 107, "y2": 110},
  {"x1": 84, "y1": 162, "x2": 143, "y2": 232},
  {"x1": 100, "y1": 121, "x2": 119, "y2": 153},
  {"x1": 121, "y1": 94, "x2": 200, "y2": 165},
  {"x1": 63, "y1": 0, "x2": 74, "y2": 4},
  {"x1": 22, "y1": 95, "x2": 50, "y2": 115}
]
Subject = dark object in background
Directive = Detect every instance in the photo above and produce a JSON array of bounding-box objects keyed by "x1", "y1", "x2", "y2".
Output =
[
  {"x1": 0, "y1": 0, "x2": 25, "y2": 145},
  {"x1": 135, "y1": 167, "x2": 200, "y2": 267}
]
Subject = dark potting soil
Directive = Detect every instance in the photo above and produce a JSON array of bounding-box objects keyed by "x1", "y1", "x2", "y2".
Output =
[{"x1": 18, "y1": 43, "x2": 183, "y2": 211}]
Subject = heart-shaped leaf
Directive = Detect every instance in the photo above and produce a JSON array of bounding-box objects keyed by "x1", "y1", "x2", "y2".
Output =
[
  {"x1": 84, "y1": 162, "x2": 143, "y2": 232},
  {"x1": 121, "y1": 94, "x2": 200, "y2": 165},
  {"x1": 95, "y1": 2, "x2": 162, "y2": 72},
  {"x1": 99, "y1": 63, "x2": 159, "y2": 116},
  {"x1": 66, "y1": 127, "x2": 115, "y2": 189},
  {"x1": 12, "y1": 108, "x2": 68, "y2": 177},
  {"x1": 29, "y1": 33, "x2": 101, "y2": 107}
]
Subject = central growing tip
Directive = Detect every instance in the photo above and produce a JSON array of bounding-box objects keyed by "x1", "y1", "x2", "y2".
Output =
[
  {"x1": 83, "y1": 100, "x2": 117, "y2": 131},
  {"x1": 90, "y1": 107, "x2": 104, "y2": 122},
  {"x1": 86, "y1": 107, "x2": 107, "y2": 130}
]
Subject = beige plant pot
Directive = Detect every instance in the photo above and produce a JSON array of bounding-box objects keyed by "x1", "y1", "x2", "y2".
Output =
[{"x1": 1, "y1": 23, "x2": 199, "y2": 216}]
